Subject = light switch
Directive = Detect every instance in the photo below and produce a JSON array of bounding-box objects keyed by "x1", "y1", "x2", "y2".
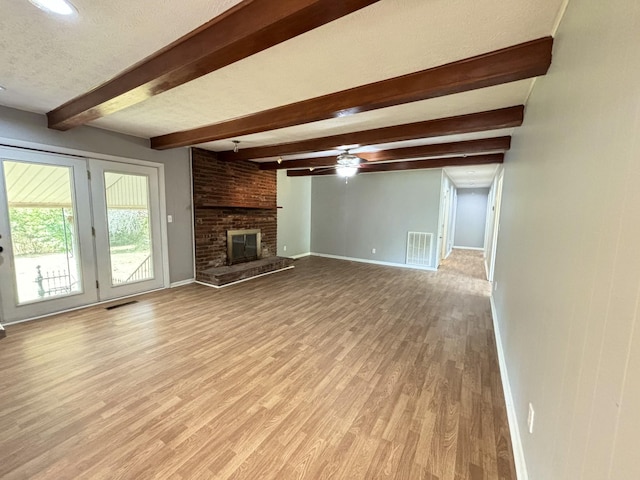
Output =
[{"x1": 167, "y1": 215, "x2": 173, "y2": 223}]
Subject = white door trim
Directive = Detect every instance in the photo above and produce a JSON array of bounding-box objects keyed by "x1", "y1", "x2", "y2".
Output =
[
  {"x1": 0, "y1": 142, "x2": 170, "y2": 289},
  {"x1": 89, "y1": 159, "x2": 167, "y2": 300},
  {"x1": 0, "y1": 145, "x2": 170, "y2": 323},
  {"x1": 0, "y1": 148, "x2": 99, "y2": 322}
]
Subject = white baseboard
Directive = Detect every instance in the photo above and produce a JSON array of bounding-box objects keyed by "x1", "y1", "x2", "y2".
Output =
[
  {"x1": 195, "y1": 265, "x2": 295, "y2": 289},
  {"x1": 291, "y1": 252, "x2": 311, "y2": 259},
  {"x1": 490, "y1": 295, "x2": 528, "y2": 480},
  {"x1": 453, "y1": 246, "x2": 485, "y2": 251},
  {"x1": 310, "y1": 253, "x2": 437, "y2": 272},
  {"x1": 170, "y1": 278, "x2": 195, "y2": 288}
]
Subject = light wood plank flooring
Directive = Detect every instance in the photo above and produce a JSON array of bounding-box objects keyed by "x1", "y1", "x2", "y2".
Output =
[{"x1": 0, "y1": 250, "x2": 516, "y2": 479}]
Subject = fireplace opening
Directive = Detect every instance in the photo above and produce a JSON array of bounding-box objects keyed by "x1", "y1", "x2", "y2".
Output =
[{"x1": 227, "y1": 229, "x2": 261, "y2": 265}]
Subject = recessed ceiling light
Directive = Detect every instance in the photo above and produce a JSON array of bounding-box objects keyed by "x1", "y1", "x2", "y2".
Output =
[{"x1": 29, "y1": 0, "x2": 77, "y2": 16}]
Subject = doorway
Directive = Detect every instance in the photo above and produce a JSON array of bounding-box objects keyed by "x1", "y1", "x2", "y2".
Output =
[
  {"x1": 439, "y1": 174, "x2": 457, "y2": 263},
  {"x1": 0, "y1": 147, "x2": 166, "y2": 323},
  {"x1": 486, "y1": 170, "x2": 504, "y2": 282}
]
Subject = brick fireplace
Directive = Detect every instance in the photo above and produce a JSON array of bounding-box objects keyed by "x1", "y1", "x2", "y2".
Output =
[{"x1": 192, "y1": 148, "x2": 283, "y2": 284}]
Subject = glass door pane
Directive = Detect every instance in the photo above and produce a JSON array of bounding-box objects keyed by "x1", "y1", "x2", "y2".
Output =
[
  {"x1": 90, "y1": 160, "x2": 165, "y2": 301},
  {"x1": 4, "y1": 161, "x2": 82, "y2": 303},
  {"x1": 104, "y1": 172, "x2": 154, "y2": 286},
  {"x1": 0, "y1": 148, "x2": 98, "y2": 323}
]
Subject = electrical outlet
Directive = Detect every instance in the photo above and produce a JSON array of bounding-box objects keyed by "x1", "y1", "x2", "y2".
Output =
[
  {"x1": 527, "y1": 403, "x2": 535, "y2": 434},
  {"x1": 494, "y1": 281, "x2": 498, "y2": 292},
  {"x1": 283, "y1": 245, "x2": 287, "y2": 252},
  {"x1": 372, "y1": 248, "x2": 376, "y2": 254}
]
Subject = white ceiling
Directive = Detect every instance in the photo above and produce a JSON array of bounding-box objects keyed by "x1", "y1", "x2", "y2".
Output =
[
  {"x1": 445, "y1": 164, "x2": 500, "y2": 188},
  {"x1": 0, "y1": 0, "x2": 567, "y2": 162},
  {"x1": 0, "y1": 0, "x2": 244, "y2": 114}
]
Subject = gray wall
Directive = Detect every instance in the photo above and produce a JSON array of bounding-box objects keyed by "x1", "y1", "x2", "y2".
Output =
[
  {"x1": 453, "y1": 188, "x2": 489, "y2": 249},
  {"x1": 493, "y1": 0, "x2": 640, "y2": 478},
  {"x1": 310, "y1": 169, "x2": 441, "y2": 267},
  {"x1": 277, "y1": 170, "x2": 311, "y2": 256},
  {"x1": 0, "y1": 105, "x2": 194, "y2": 283}
]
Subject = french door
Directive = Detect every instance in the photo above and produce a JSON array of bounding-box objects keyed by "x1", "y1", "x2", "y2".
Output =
[
  {"x1": 0, "y1": 147, "x2": 165, "y2": 323},
  {"x1": 89, "y1": 160, "x2": 164, "y2": 300}
]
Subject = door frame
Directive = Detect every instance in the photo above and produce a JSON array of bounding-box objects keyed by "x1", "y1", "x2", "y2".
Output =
[
  {"x1": 438, "y1": 172, "x2": 457, "y2": 264},
  {"x1": 486, "y1": 169, "x2": 504, "y2": 282},
  {"x1": 0, "y1": 148, "x2": 99, "y2": 322},
  {"x1": 0, "y1": 144, "x2": 170, "y2": 325},
  {"x1": 89, "y1": 159, "x2": 166, "y2": 301}
]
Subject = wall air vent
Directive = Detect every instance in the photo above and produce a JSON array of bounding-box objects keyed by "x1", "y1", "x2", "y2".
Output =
[{"x1": 406, "y1": 232, "x2": 433, "y2": 267}]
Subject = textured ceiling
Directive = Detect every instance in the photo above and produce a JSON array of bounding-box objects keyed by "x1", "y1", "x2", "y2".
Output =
[
  {"x1": 445, "y1": 164, "x2": 500, "y2": 188},
  {"x1": 0, "y1": 0, "x2": 567, "y2": 166},
  {"x1": 252, "y1": 128, "x2": 517, "y2": 163},
  {"x1": 0, "y1": 0, "x2": 243, "y2": 113},
  {"x1": 88, "y1": 0, "x2": 565, "y2": 145},
  {"x1": 195, "y1": 81, "x2": 532, "y2": 152}
]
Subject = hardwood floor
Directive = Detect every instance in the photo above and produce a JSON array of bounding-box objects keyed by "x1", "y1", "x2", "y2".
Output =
[{"x1": 0, "y1": 251, "x2": 516, "y2": 479}]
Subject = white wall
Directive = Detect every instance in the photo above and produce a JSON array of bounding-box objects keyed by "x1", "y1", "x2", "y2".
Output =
[
  {"x1": 0, "y1": 105, "x2": 194, "y2": 283},
  {"x1": 310, "y1": 169, "x2": 442, "y2": 268},
  {"x1": 484, "y1": 168, "x2": 504, "y2": 281},
  {"x1": 447, "y1": 187, "x2": 457, "y2": 257},
  {"x1": 493, "y1": 0, "x2": 640, "y2": 478},
  {"x1": 277, "y1": 170, "x2": 311, "y2": 257},
  {"x1": 453, "y1": 188, "x2": 489, "y2": 249},
  {"x1": 438, "y1": 173, "x2": 457, "y2": 261}
]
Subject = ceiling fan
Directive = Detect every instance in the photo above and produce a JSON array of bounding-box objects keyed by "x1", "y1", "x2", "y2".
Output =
[
  {"x1": 299, "y1": 150, "x2": 363, "y2": 177},
  {"x1": 302, "y1": 150, "x2": 363, "y2": 177},
  {"x1": 334, "y1": 151, "x2": 362, "y2": 177}
]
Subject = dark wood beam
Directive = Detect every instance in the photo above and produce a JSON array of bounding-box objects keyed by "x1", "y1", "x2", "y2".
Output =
[
  {"x1": 47, "y1": 0, "x2": 381, "y2": 131},
  {"x1": 286, "y1": 153, "x2": 504, "y2": 176},
  {"x1": 259, "y1": 137, "x2": 511, "y2": 170},
  {"x1": 151, "y1": 37, "x2": 552, "y2": 150},
  {"x1": 221, "y1": 106, "x2": 524, "y2": 161}
]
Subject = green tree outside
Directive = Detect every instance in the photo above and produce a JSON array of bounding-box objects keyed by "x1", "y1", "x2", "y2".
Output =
[
  {"x1": 8, "y1": 208, "x2": 73, "y2": 255},
  {"x1": 8, "y1": 207, "x2": 150, "y2": 256}
]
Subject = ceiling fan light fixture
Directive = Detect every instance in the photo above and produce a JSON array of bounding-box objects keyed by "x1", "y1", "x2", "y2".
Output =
[
  {"x1": 336, "y1": 166, "x2": 358, "y2": 178},
  {"x1": 335, "y1": 150, "x2": 361, "y2": 178},
  {"x1": 29, "y1": 0, "x2": 77, "y2": 16},
  {"x1": 336, "y1": 152, "x2": 361, "y2": 167}
]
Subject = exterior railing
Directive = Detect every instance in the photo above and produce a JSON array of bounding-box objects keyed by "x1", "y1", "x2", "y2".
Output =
[
  {"x1": 113, "y1": 255, "x2": 152, "y2": 285},
  {"x1": 36, "y1": 265, "x2": 77, "y2": 298}
]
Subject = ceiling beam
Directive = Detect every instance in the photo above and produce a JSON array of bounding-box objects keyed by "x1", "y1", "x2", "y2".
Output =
[
  {"x1": 46, "y1": 0, "x2": 381, "y2": 131},
  {"x1": 220, "y1": 106, "x2": 524, "y2": 161},
  {"x1": 259, "y1": 137, "x2": 511, "y2": 170},
  {"x1": 151, "y1": 37, "x2": 552, "y2": 150},
  {"x1": 286, "y1": 153, "x2": 504, "y2": 176}
]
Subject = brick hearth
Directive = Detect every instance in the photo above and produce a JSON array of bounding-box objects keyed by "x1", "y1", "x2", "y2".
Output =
[{"x1": 199, "y1": 257, "x2": 294, "y2": 287}]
